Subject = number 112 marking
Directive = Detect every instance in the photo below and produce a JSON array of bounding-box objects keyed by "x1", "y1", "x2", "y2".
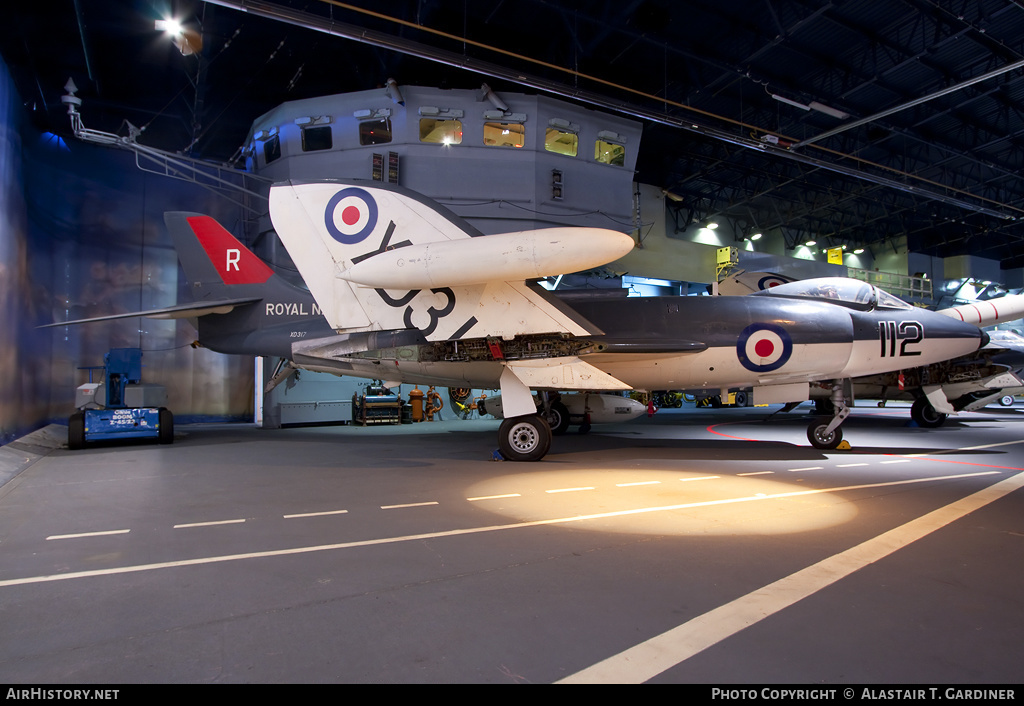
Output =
[{"x1": 879, "y1": 320, "x2": 923, "y2": 357}]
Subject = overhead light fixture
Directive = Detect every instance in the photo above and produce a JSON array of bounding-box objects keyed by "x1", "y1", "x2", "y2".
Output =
[
  {"x1": 750, "y1": 233, "x2": 762, "y2": 241},
  {"x1": 155, "y1": 17, "x2": 201, "y2": 56},
  {"x1": 805, "y1": 239, "x2": 817, "y2": 247},
  {"x1": 808, "y1": 101, "x2": 850, "y2": 120},
  {"x1": 772, "y1": 94, "x2": 811, "y2": 111},
  {"x1": 853, "y1": 247, "x2": 865, "y2": 254},
  {"x1": 706, "y1": 222, "x2": 719, "y2": 230},
  {"x1": 155, "y1": 18, "x2": 183, "y2": 36},
  {"x1": 771, "y1": 93, "x2": 849, "y2": 120}
]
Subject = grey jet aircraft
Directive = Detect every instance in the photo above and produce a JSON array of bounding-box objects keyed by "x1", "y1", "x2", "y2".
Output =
[{"x1": 49, "y1": 179, "x2": 990, "y2": 461}]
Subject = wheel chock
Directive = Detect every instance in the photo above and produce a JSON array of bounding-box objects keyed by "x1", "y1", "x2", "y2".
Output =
[{"x1": 836, "y1": 440, "x2": 852, "y2": 450}]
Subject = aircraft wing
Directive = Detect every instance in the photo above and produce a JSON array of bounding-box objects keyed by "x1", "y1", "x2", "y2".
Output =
[
  {"x1": 39, "y1": 297, "x2": 262, "y2": 328},
  {"x1": 504, "y1": 357, "x2": 630, "y2": 391}
]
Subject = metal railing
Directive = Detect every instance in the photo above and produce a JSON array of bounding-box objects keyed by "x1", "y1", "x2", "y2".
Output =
[
  {"x1": 64, "y1": 86, "x2": 270, "y2": 215},
  {"x1": 846, "y1": 267, "x2": 933, "y2": 301}
]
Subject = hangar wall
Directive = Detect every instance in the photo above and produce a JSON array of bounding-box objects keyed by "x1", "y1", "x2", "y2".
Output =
[
  {"x1": 0, "y1": 55, "x2": 39, "y2": 444},
  {"x1": 0, "y1": 57, "x2": 254, "y2": 444}
]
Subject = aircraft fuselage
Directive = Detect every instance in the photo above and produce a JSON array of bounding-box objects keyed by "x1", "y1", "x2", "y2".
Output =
[{"x1": 200, "y1": 290, "x2": 985, "y2": 397}]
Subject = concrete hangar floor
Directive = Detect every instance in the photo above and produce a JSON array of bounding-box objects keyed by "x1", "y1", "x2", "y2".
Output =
[{"x1": 0, "y1": 402, "x2": 1022, "y2": 685}]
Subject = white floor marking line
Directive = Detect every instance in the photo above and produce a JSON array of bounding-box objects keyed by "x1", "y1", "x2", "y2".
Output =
[
  {"x1": 557, "y1": 468, "x2": 1024, "y2": 684},
  {"x1": 787, "y1": 466, "x2": 822, "y2": 472},
  {"x1": 679, "y1": 476, "x2": 719, "y2": 482},
  {"x1": 616, "y1": 481, "x2": 661, "y2": 487},
  {"x1": 905, "y1": 439, "x2": 1024, "y2": 458},
  {"x1": 737, "y1": 471, "x2": 774, "y2": 476},
  {"x1": 46, "y1": 529, "x2": 130, "y2": 540},
  {"x1": 0, "y1": 471, "x2": 997, "y2": 590},
  {"x1": 380, "y1": 501, "x2": 439, "y2": 509},
  {"x1": 546, "y1": 487, "x2": 595, "y2": 494},
  {"x1": 283, "y1": 510, "x2": 349, "y2": 519},
  {"x1": 468, "y1": 493, "x2": 522, "y2": 501},
  {"x1": 173, "y1": 519, "x2": 245, "y2": 529}
]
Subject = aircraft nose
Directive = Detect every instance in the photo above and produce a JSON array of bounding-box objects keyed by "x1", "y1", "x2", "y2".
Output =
[{"x1": 979, "y1": 330, "x2": 990, "y2": 349}]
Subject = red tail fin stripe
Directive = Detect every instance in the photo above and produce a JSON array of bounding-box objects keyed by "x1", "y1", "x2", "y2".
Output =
[{"x1": 187, "y1": 216, "x2": 274, "y2": 285}]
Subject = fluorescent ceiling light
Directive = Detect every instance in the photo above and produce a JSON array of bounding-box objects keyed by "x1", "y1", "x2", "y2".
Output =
[
  {"x1": 771, "y1": 94, "x2": 810, "y2": 111},
  {"x1": 808, "y1": 101, "x2": 850, "y2": 120}
]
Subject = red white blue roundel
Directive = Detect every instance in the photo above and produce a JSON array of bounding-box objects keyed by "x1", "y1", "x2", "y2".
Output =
[
  {"x1": 324, "y1": 187, "x2": 378, "y2": 244},
  {"x1": 757, "y1": 274, "x2": 794, "y2": 290},
  {"x1": 737, "y1": 323, "x2": 793, "y2": 372}
]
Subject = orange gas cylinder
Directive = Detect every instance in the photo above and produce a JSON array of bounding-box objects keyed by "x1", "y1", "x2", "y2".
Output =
[{"x1": 409, "y1": 387, "x2": 425, "y2": 422}]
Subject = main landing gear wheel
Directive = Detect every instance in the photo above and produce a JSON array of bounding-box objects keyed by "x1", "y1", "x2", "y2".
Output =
[
  {"x1": 498, "y1": 414, "x2": 551, "y2": 462},
  {"x1": 911, "y1": 398, "x2": 947, "y2": 428},
  {"x1": 807, "y1": 416, "x2": 844, "y2": 450},
  {"x1": 542, "y1": 401, "x2": 571, "y2": 436},
  {"x1": 1000, "y1": 395, "x2": 1015, "y2": 407}
]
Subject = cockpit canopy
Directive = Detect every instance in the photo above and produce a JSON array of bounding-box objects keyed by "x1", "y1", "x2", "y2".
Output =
[{"x1": 751, "y1": 277, "x2": 913, "y2": 311}]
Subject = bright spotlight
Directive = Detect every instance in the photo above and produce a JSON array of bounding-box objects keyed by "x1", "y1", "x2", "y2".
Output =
[
  {"x1": 155, "y1": 17, "x2": 201, "y2": 56},
  {"x1": 155, "y1": 18, "x2": 184, "y2": 37}
]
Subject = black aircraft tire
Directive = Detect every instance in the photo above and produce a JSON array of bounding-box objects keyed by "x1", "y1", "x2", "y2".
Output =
[
  {"x1": 1000, "y1": 395, "x2": 1015, "y2": 407},
  {"x1": 68, "y1": 412, "x2": 85, "y2": 450},
  {"x1": 158, "y1": 408, "x2": 174, "y2": 445},
  {"x1": 911, "y1": 398, "x2": 947, "y2": 428},
  {"x1": 498, "y1": 415, "x2": 551, "y2": 462},
  {"x1": 807, "y1": 417, "x2": 843, "y2": 450},
  {"x1": 543, "y1": 401, "x2": 571, "y2": 436}
]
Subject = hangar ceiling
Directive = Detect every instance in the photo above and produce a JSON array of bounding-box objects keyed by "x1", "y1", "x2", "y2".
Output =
[{"x1": 5, "y1": 1, "x2": 1024, "y2": 265}]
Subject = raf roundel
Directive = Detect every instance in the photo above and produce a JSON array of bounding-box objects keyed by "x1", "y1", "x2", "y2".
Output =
[
  {"x1": 757, "y1": 274, "x2": 793, "y2": 290},
  {"x1": 736, "y1": 323, "x2": 793, "y2": 373},
  {"x1": 324, "y1": 187, "x2": 378, "y2": 244}
]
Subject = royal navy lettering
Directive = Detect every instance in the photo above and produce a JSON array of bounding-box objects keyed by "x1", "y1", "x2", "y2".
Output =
[{"x1": 264, "y1": 302, "x2": 322, "y2": 317}]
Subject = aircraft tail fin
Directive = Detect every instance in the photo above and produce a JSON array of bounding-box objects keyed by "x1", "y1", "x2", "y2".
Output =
[
  {"x1": 268, "y1": 179, "x2": 633, "y2": 340},
  {"x1": 164, "y1": 212, "x2": 276, "y2": 299}
]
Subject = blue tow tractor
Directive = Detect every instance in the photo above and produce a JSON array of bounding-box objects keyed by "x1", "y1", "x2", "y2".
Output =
[{"x1": 67, "y1": 348, "x2": 173, "y2": 450}]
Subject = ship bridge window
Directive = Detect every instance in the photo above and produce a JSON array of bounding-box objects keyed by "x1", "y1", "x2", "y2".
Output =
[
  {"x1": 301, "y1": 125, "x2": 333, "y2": 152},
  {"x1": 595, "y1": 139, "x2": 625, "y2": 166},
  {"x1": 420, "y1": 118, "x2": 463, "y2": 145},
  {"x1": 484, "y1": 121, "x2": 525, "y2": 148},
  {"x1": 360, "y1": 118, "x2": 393, "y2": 145},
  {"x1": 545, "y1": 127, "x2": 578, "y2": 157},
  {"x1": 263, "y1": 135, "x2": 281, "y2": 164}
]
